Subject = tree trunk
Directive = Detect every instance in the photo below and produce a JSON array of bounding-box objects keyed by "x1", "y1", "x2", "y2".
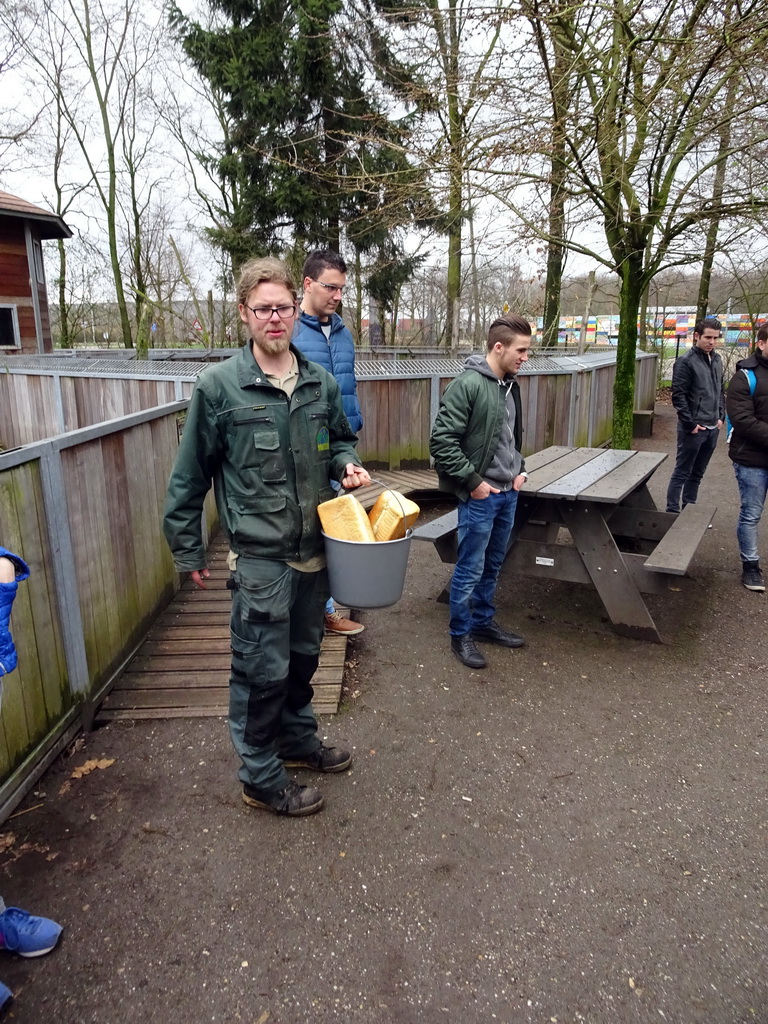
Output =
[
  {"x1": 467, "y1": 201, "x2": 482, "y2": 347},
  {"x1": 613, "y1": 260, "x2": 645, "y2": 449},
  {"x1": 638, "y1": 282, "x2": 650, "y2": 352},
  {"x1": 56, "y1": 238, "x2": 71, "y2": 348},
  {"x1": 446, "y1": 181, "x2": 462, "y2": 355},
  {"x1": 541, "y1": 22, "x2": 570, "y2": 348},
  {"x1": 577, "y1": 270, "x2": 596, "y2": 354},
  {"x1": 696, "y1": 75, "x2": 737, "y2": 321},
  {"x1": 443, "y1": 0, "x2": 462, "y2": 355}
]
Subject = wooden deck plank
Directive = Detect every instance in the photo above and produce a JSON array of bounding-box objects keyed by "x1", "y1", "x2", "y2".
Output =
[
  {"x1": 97, "y1": 468, "x2": 430, "y2": 722},
  {"x1": 147, "y1": 624, "x2": 231, "y2": 641}
]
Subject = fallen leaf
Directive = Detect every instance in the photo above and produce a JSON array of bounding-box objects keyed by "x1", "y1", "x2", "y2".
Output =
[
  {"x1": 70, "y1": 758, "x2": 116, "y2": 779},
  {"x1": 58, "y1": 780, "x2": 72, "y2": 796},
  {"x1": 0, "y1": 833, "x2": 16, "y2": 854},
  {"x1": 65, "y1": 736, "x2": 86, "y2": 758},
  {"x1": 629, "y1": 977, "x2": 636, "y2": 989}
]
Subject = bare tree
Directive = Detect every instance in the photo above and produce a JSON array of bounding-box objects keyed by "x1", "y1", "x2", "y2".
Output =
[
  {"x1": 493, "y1": 0, "x2": 768, "y2": 447},
  {"x1": 7, "y1": 0, "x2": 167, "y2": 348}
]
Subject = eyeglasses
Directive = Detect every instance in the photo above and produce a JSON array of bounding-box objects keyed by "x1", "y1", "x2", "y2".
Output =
[
  {"x1": 313, "y1": 281, "x2": 344, "y2": 295},
  {"x1": 244, "y1": 304, "x2": 296, "y2": 320}
]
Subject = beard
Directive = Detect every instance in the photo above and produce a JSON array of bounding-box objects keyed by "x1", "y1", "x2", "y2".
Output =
[{"x1": 254, "y1": 333, "x2": 291, "y2": 356}]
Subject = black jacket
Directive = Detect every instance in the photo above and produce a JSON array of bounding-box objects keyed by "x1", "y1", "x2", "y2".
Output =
[
  {"x1": 671, "y1": 344, "x2": 725, "y2": 432},
  {"x1": 726, "y1": 350, "x2": 768, "y2": 469}
]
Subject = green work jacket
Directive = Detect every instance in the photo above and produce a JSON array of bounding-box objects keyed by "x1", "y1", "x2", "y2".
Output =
[
  {"x1": 430, "y1": 365, "x2": 525, "y2": 502},
  {"x1": 163, "y1": 343, "x2": 360, "y2": 571}
]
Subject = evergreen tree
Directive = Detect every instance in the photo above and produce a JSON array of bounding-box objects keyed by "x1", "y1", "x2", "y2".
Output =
[{"x1": 169, "y1": 0, "x2": 430, "y2": 273}]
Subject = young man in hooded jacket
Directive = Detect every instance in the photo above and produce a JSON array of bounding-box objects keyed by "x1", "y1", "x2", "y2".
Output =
[{"x1": 430, "y1": 316, "x2": 531, "y2": 670}]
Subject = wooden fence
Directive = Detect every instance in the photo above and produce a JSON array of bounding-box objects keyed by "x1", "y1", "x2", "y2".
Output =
[
  {"x1": 0, "y1": 348, "x2": 657, "y2": 818},
  {"x1": 0, "y1": 351, "x2": 658, "y2": 464},
  {"x1": 0, "y1": 403, "x2": 216, "y2": 820}
]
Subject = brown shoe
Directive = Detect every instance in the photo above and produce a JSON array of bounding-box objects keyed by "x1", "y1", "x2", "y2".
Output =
[{"x1": 324, "y1": 611, "x2": 364, "y2": 635}]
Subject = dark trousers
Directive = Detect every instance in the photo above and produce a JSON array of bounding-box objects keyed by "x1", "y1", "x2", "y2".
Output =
[
  {"x1": 665, "y1": 424, "x2": 719, "y2": 513},
  {"x1": 228, "y1": 556, "x2": 329, "y2": 793}
]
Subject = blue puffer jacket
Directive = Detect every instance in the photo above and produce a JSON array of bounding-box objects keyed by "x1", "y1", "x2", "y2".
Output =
[
  {"x1": 0, "y1": 547, "x2": 30, "y2": 678},
  {"x1": 293, "y1": 312, "x2": 363, "y2": 433}
]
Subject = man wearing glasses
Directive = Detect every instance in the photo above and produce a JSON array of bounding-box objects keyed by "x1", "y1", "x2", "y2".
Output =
[
  {"x1": 164, "y1": 257, "x2": 370, "y2": 817},
  {"x1": 293, "y1": 249, "x2": 366, "y2": 636}
]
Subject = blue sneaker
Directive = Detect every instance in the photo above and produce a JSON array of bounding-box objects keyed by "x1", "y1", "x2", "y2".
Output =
[
  {"x1": 0, "y1": 907, "x2": 62, "y2": 957},
  {"x1": 0, "y1": 981, "x2": 11, "y2": 1013}
]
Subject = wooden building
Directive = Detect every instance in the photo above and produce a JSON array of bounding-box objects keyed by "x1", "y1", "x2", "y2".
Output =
[{"x1": 0, "y1": 191, "x2": 71, "y2": 355}]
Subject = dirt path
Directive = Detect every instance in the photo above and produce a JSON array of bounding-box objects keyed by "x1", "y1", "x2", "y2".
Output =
[{"x1": 2, "y1": 402, "x2": 766, "y2": 1024}]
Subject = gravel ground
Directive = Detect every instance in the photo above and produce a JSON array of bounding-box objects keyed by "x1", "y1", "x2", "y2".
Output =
[{"x1": 1, "y1": 401, "x2": 767, "y2": 1024}]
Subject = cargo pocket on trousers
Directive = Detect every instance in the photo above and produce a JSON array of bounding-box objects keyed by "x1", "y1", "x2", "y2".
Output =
[{"x1": 235, "y1": 563, "x2": 292, "y2": 626}]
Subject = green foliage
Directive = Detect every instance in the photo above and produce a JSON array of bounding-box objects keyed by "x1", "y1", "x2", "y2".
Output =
[{"x1": 169, "y1": 0, "x2": 430, "y2": 274}]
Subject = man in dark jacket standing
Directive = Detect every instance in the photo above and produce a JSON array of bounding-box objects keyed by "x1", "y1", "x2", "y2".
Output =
[
  {"x1": 726, "y1": 324, "x2": 768, "y2": 592},
  {"x1": 430, "y1": 316, "x2": 531, "y2": 670},
  {"x1": 292, "y1": 249, "x2": 365, "y2": 636},
  {"x1": 163, "y1": 257, "x2": 370, "y2": 816},
  {"x1": 666, "y1": 317, "x2": 725, "y2": 513}
]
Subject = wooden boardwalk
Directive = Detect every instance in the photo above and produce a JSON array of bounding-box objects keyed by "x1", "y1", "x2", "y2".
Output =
[{"x1": 96, "y1": 469, "x2": 439, "y2": 722}]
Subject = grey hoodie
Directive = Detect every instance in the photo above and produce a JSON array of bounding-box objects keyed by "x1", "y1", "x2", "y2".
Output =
[{"x1": 464, "y1": 354, "x2": 522, "y2": 490}]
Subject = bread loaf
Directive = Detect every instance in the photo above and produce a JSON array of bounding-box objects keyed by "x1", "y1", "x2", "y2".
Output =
[
  {"x1": 368, "y1": 490, "x2": 420, "y2": 541},
  {"x1": 318, "y1": 494, "x2": 376, "y2": 542}
]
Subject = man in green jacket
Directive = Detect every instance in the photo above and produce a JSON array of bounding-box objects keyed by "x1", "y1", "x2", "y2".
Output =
[
  {"x1": 430, "y1": 315, "x2": 531, "y2": 669},
  {"x1": 163, "y1": 257, "x2": 370, "y2": 817}
]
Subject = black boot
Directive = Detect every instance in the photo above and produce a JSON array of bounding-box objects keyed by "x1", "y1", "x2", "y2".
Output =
[
  {"x1": 450, "y1": 634, "x2": 486, "y2": 669},
  {"x1": 741, "y1": 560, "x2": 765, "y2": 592}
]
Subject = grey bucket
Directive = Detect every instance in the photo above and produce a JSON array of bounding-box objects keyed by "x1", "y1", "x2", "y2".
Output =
[{"x1": 322, "y1": 530, "x2": 413, "y2": 609}]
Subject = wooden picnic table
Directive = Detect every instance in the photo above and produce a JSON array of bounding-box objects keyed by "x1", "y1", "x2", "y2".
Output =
[{"x1": 414, "y1": 445, "x2": 717, "y2": 643}]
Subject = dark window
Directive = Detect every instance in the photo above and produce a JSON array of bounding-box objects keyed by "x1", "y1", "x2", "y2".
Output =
[
  {"x1": 33, "y1": 240, "x2": 45, "y2": 283},
  {"x1": 0, "y1": 306, "x2": 20, "y2": 348}
]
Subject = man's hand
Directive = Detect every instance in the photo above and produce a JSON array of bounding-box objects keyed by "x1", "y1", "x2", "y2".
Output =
[
  {"x1": 716, "y1": 419, "x2": 724, "y2": 429},
  {"x1": 341, "y1": 464, "x2": 371, "y2": 489},
  {"x1": 512, "y1": 473, "x2": 527, "y2": 492},
  {"x1": 470, "y1": 481, "x2": 500, "y2": 499},
  {"x1": 190, "y1": 568, "x2": 211, "y2": 590}
]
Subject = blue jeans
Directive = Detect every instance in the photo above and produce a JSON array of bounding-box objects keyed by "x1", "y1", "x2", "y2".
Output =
[
  {"x1": 666, "y1": 424, "x2": 719, "y2": 512},
  {"x1": 734, "y1": 463, "x2": 768, "y2": 562},
  {"x1": 449, "y1": 489, "x2": 518, "y2": 637}
]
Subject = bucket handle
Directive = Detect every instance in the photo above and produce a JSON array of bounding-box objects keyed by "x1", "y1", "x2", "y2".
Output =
[{"x1": 335, "y1": 477, "x2": 409, "y2": 520}]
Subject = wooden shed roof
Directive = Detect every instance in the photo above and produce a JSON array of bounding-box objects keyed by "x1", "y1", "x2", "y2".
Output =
[{"x1": 0, "y1": 190, "x2": 72, "y2": 239}]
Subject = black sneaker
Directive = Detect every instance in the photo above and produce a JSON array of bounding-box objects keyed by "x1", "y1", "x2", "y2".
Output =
[
  {"x1": 472, "y1": 619, "x2": 526, "y2": 648},
  {"x1": 242, "y1": 780, "x2": 324, "y2": 816},
  {"x1": 450, "y1": 634, "x2": 487, "y2": 669},
  {"x1": 741, "y1": 561, "x2": 766, "y2": 592},
  {"x1": 282, "y1": 744, "x2": 352, "y2": 773}
]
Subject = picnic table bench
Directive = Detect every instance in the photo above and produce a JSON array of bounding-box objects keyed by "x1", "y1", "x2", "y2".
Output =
[{"x1": 414, "y1": 445, "x2": 716, "y2": 643}]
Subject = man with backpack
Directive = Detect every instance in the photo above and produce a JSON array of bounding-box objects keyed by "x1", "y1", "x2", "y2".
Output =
[
  {"x1": 666, "y1": 317, "x2": 725, "y2": 514},
  {"x1": 726, "y1": 324, "x2": 768, "y2": 592}
]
